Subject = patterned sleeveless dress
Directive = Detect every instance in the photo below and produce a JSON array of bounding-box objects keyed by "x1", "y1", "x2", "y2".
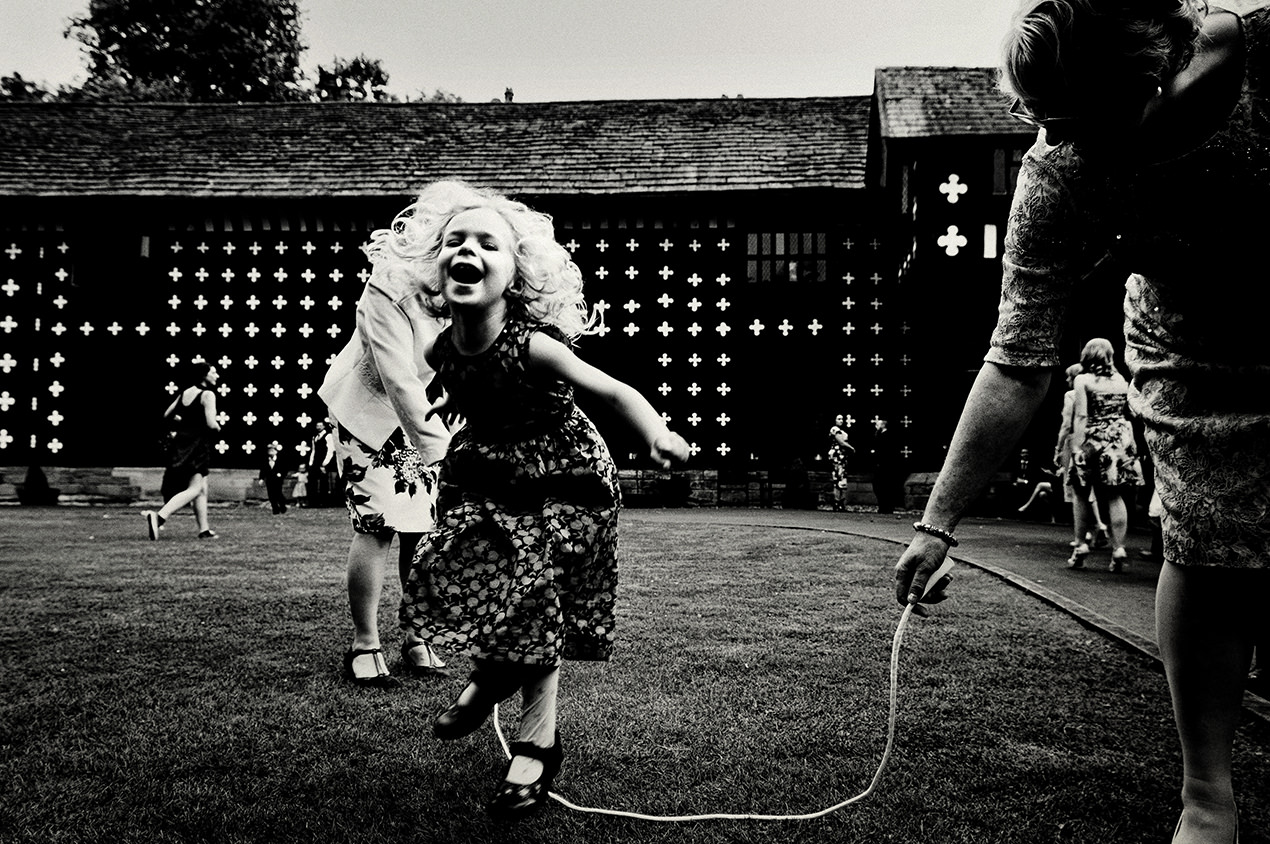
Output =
[
  {"x1": 1070, "y1": 382, "x2": 1144, "y2": 491},
  {"x1": 399, "y1": 318, "x2": 621, "y2": 664},
  {"x1": 988, "y1": 6, "x2": 1270, "y2": 568}
]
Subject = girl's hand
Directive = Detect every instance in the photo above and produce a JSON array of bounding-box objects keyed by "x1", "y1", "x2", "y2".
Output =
[
  {"x1": 650, "y1": 431, "x2": 690, "y2": 468},
  {"x1": 425, "y1": 392, "x2": 462, "y2": 428}
]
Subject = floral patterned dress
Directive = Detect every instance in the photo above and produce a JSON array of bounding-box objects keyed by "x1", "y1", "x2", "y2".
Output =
[
  {"x1": 988, "y1": 6, "x2": 1270, "y2": 568},
  {"x1": 827, "y1": 426, "x2": 851, "y2": 489},
  {"x1": 399, "y1": 319, "x2": 621, "y2": 664},
  {"x1": 1070, "y1": 383, "x2": 1144, "y2": 491}
]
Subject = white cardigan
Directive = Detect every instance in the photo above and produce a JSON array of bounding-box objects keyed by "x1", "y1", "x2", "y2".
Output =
[{"x1": 318, "y1": 269, "x2": 450, "y2": 465}]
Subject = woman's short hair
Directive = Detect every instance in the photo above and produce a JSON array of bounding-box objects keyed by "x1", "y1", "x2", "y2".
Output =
[
  {"x1": 187, "y1": 358, "x2": 214, "y2": 385},
  {"x1": 1000, "y1": 0, "x2": 1207, "y2": 115},
  {"x1": 1079, "y1": 337, "x2": 1116, "y2": 376}
]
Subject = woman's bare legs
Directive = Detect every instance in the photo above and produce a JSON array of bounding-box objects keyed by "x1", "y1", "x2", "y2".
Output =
[
  {"x1": 1072, "y1": 495, "x2": 1094, "y2": 544},
  {"x1": 1104, "y1": 490, "x2": 1129, "y2": 550},
  {"x1": 157, "y1": 473, "x2": 205, "y2": 522},
  {"x1": 191, "y1": 476, "x2": 211, "y2": 533},
  {"x1": 346, "y1": 531, "x2": 394, "y2": 675},
  {"x1": 1157, "y1": 561, "x2": 1259, "y2": 843}
]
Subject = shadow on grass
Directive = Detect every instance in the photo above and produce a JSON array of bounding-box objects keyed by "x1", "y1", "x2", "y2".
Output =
[{"x1": 0, "y1": 506, "x2": 1266, "y2": 844}]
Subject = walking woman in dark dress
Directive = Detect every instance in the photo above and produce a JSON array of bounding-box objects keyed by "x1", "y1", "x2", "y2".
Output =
[{"x1": 144, "y1": 358, "x2": 221, "y2": 540}]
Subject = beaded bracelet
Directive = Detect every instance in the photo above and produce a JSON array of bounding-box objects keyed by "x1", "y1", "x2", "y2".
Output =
[{"x1": 913, "y1": 521, "x2": 959, "y2": 547}]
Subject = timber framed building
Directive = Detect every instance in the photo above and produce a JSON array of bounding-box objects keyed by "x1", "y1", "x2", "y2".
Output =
[{"x1": 1, "y1": 68, "x2": 1088, "y2": 505}]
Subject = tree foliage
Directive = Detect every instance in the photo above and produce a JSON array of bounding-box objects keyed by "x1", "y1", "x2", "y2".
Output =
[
  {"x1": 312, "y1": 55, "x2": 395, "y2": 102},
  {"x1": 0, "y1": 73, "x2": 56, "y2": 103},
  {"x1": 65, "y1": 0, "x2": 306, "y2": 102},
  {"x1": 416, "y1": 88, "x2": 463, "y2": 103},
  {"x1": 0, "y1": 0, "x2": 467, "y2": 104}
]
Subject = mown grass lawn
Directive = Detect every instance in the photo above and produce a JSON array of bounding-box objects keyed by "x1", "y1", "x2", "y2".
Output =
[{"x1": 1, "y1": 504, "x2": 1266, "y2": 844}]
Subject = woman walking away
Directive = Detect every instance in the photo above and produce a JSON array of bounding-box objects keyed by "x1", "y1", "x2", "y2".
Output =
[{"x1": 1067, "y1": 338, "x2": 1144, "y2": 571}]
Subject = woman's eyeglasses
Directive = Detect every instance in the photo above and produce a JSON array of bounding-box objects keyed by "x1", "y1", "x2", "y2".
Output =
[{"x1": 1008, "y1": 98, "x2": 1083, "y2": 138}]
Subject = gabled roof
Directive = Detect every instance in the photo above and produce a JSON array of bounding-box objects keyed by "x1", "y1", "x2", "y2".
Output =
[
  {"x1": 874, "y1": 67, "x2": 1035, "y2": 139},
  {"x1": 0, "y1": 97, "x2": 871, "y2": 198}
]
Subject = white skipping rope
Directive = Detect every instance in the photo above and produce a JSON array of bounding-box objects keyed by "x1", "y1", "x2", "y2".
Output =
[{"x1": 491, "y1": 589, "x2": 941, "y2": 823}]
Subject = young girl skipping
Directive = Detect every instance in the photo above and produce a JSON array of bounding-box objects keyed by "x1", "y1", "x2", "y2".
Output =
[{"x1": 376, "y1": 180, "x2": 690, "y2": 818}]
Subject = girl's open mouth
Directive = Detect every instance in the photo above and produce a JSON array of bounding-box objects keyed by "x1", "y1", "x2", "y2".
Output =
[{"x1": 449, "y1": 262, "x2": 484, "y2": 284}]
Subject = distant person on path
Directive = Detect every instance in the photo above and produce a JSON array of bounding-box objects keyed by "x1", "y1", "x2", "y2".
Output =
[
  {"x1": 1067, "y1": 338, "x2": 1144, "y2": 571},
  {"x1": 895, "y1": 2, "x2": 1270, "y2": 840},
  {"x1": 827, "y1": 413, "x2": 856, "y2": 511},
  {"x1": 1053, "y1": 362, "x2": 1106, "y2": 551},
  {"x1": 143, "y1": 358, "x2": 221, "y2": 540},
  {"x1": 319, "y1": 213, "x2": 454, "y2": 688},
  {"x1": 869, "y1": 417, "x2": 904, "y2": 514},
  {"x1": 392, "y1": 181, "x2": 689, "y2": 818}
]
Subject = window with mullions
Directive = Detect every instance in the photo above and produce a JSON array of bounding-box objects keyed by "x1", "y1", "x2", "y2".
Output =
[
  {"x1": 746, "y1": 231, "x2": 828, "y2": 283},
  {"x1": 993, "y1": 147, "x2": 1026, "y2": 195}
]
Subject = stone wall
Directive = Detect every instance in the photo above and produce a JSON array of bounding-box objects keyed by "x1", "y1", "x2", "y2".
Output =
[{"x1": 0, "y1": 466, "x2": 1007, "y2": 512}]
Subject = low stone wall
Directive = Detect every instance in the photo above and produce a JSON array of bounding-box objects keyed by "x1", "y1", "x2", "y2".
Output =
[
  {"x1": 0, "y1": 466, "x2": 273, "y2": 506},
  {"x1": 0, "y1": 465, "x2": 977, "y2": 512}
]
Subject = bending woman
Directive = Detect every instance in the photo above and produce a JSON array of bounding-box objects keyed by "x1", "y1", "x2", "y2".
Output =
[{"x1": 895, "y1": 2, "x2": 1269, "y2": 841}]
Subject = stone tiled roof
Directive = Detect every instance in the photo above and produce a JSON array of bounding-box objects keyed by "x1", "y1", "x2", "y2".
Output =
[
  {"x1": 0, "y1": 97, "x2": 871, "y2": 198},
  {"x1": 874, "y1": 67, "x2": 1035, "y2": 139}
]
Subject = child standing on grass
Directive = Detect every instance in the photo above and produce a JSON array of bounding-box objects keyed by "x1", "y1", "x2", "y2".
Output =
[
  {"x1": 291, "y1": 463, "x2": 308, "y2": 508},
  {"x1": 385, "y1": 180, "x2": 690, "y2": 818}
]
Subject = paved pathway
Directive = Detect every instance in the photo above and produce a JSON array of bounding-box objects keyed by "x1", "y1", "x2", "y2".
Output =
[{"x1": 626, "y1": 507, "x2": 1270, "y2": 725}]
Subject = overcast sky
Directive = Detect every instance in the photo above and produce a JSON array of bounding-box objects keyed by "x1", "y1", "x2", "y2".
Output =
[{"x1": 2, "y1": 0, "x2": 1022, "y2": 102}]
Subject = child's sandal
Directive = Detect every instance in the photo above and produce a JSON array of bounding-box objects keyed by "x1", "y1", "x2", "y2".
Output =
[{"x1": 487, "y1": 732, "x2": 564, "y2": 818}]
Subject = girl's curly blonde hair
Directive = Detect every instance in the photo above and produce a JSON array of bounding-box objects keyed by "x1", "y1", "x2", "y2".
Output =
[{"x1": 362, "y1": 180, "x2": 598, "y2": 339}]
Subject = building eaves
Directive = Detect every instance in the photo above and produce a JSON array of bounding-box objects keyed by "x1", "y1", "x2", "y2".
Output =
[
  {"x1": 874, "y1": 66, "x2": 1036, "y2": 140},
  {"x1": 0, "y1": 97, "x2": 872, "y2": 199}
]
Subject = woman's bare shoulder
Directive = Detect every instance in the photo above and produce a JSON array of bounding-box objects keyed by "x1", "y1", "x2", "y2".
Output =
[{"x1": 1212, "y1": 1, "x2": 1270, "y2": 17}]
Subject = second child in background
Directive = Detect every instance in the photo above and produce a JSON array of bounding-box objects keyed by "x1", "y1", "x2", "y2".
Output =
[
  {"x1": 291, "y1": 463, "x2": 308, "y2": 508},
  {"x1": 391, "y1": 181, "x2": 690, "y2": 818},
  {"x1": 259, "y1": 442, "x2": 288, "y2": 515}
]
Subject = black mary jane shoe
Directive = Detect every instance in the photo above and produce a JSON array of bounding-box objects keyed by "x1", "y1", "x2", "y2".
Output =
[
  {"x1": 400, "y1": 640, "x2": 451, "y2": 678},
  {"x1": 343, "y1": 647, "x2": 400, "y2": 689},
  {"x1": 488, "y1": 733, "x2": 564, "y2": 819},
  {"x1": 433, "y1": 666, "x2": 520, "y2": 740}
]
